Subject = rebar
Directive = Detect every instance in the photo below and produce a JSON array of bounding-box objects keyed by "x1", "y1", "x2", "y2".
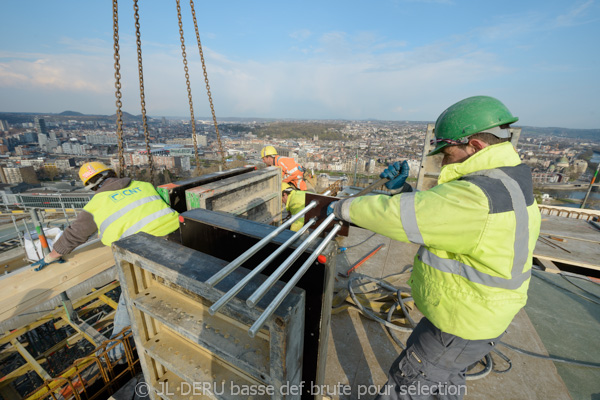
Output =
[
  {"x1": 209, "y1": 218, "x2": 317, "y2": 316},
  {"x1": 248, "y1": 221, "x2": 341, "y2": 337},
  {"x1": 205, "y1": 200, "x2": 318, "y2": 286},
  {"x1": 246, "y1": 213, "x2": 337, "y2": 308}
]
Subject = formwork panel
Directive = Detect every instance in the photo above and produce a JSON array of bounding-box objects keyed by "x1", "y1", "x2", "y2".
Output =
[
  {"x1": 112, "y1": 233, "x2": 306, "y2": 400},
  {"x1": 185, "y1": 167, "x2": 282, "y2": 225},
  {"x1": 145, "y1": 329, "x2": 270, "y2": 400},
  {"x1": 132, "y1": 284, "x2": 271, "y2": 377},
  {"x1": 179, "y1": 208, "x2": 337, "y2": 399},
  {"x1": 156, "y1": 166, "x2": 256, "y2": 213}
]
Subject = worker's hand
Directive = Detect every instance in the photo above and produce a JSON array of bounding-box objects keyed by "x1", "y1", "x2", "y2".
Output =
[
  {"x1": 326, "y1": 201, "x2": 339, "y2": 220},
  {"x1": 32, "y1": 254, "x2": 66, "y2": 271},
  {"x1": 380, "y1": 161, "x2": 409, "y2": 190}
]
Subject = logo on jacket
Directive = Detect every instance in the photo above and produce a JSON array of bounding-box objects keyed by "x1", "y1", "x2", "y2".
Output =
[{"x1": 110, "y1": 187, "x2": 142, "y2": 202}]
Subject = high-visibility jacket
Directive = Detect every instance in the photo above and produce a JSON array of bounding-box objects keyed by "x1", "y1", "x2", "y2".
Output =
[
  {"x1": 285, "y1": 190, "x2": 306, "y2": 232},
  {"x1": 337, "y1": 142, "x2": 541, "y2": 340},
  {"x1": 274, "y1": 156, "x2": 307, "y2": 191},
  {"x1": 84, "y1": 180, "x2": 179, "y2": 246}
]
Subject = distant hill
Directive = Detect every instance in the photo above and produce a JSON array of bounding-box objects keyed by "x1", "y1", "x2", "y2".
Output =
[
  {"x1": 58, "y1": 110, "x2": 84, "y2": 116},
  {"x1": 0, "y1": 111, "x2": 143, "y2": 124},
  {"x1": 520, "y1": 126, "x2": 600, "y2": 141},
  {"x1": 255, "y1": 121, "x2": 346, "y2": 140}
]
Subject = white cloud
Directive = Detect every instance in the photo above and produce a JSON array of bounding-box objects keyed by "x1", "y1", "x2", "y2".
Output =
[
  {"x1": 554, "y1": 0, "x2": 595, "y2": 27},
  {"x1": 290, "y1": 29, "x2": 311, "y2": 41}
]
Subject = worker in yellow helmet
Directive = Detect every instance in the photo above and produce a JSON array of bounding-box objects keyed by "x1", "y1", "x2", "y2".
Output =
[
  {"x1": 281, "y1": 183, "x2": 306, "y2": 232},
  {"x1": 328, "y1": 96, "x2": 541, "y2": 399},
  {"x1": 32, "y1": 161, "x2": 179, "y2": 270},
  {"x1": 261, "y1": 145, "x2": 308, "y2": 191},
  {"x1": 31, "y1": 161, "x2": 180, "y2": 361}
]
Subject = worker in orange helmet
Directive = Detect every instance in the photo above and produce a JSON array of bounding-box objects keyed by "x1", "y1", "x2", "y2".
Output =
[{"x1": 261, "y1": 145, "x2": 308, "y2": 191}]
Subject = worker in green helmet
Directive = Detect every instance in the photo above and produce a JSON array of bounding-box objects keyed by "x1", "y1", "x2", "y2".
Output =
[{"x1": 329, "y1": 96, "x2": 541, "y2": 399}]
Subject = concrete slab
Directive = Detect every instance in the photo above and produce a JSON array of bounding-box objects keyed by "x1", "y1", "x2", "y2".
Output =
[{"x1": 324, "y1": 226, "x2": 572, "y2": 400}]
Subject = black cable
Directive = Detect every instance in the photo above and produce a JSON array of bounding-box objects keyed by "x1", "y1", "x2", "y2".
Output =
[
  {"x1": 532, "y1": 270, "x2": 600, "y2": 305},
  {"x1": 340, "y1": 232, "x2": 377, "y2": 251},
  {"x1": 491, "y1": 348, "x2": 513, "y2": 374},
  {"x1": 466, "y1": 354, "x2": 493, "y2": 380},
  {"x1": 498, "y1": 341, "x2": 600, "y2": 368},
  {"x1": 559, "y1": 274, "x2": 600, "y2": 301}
]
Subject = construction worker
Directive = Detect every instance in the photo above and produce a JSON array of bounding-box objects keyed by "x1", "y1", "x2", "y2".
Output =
[
  {"x1": 261, "y1": 145, "x2": 308, "y2": 191},
  {"x1": 329, "y1": 96, "x2": 541, "y2": 399},
  {"x1": 31, "y1": 161, "x2": 180, "y2": 360},
  {"x1": 282, "y1": 183, "x2": 306, "y2": 232}
]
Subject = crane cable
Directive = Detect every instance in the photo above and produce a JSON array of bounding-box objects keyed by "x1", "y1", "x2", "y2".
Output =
[
  {"x1": 175, "y1": 0, "x2": 201, "y2": 176},
  {"x1": 133, "y1": 0, "x2": 156, "y2": 186},
  {"x1": 112, "y1": 0, "x2": 126, "y2": 177},
  {"x1": 189, "y1": 0, "x2": 226, "y2": 169}
]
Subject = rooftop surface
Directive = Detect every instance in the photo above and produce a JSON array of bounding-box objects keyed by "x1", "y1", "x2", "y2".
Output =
[{"x1": 324, "y1": 223, "x2": 600, "y2": 400}]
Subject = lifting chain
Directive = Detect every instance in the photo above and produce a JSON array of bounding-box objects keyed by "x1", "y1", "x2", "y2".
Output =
[
  {"x1": 175, "y1": 0, "x2": 201, "y2": 176},
  {"x1": 112, "y1": 0, "x2": 125, "y2": 177},
  {"x1": 189, "y1": 0, "x2": 226, "y2": 169},
  {"x1": 133, "y1": 0, "x2": 156, "y2": 186}
]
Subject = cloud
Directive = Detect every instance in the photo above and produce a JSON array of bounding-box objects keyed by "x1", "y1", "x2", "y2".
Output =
[
  {"x1": 290, "y1": 29, "x2": 311, "y2": 41},
  {"x1": 554, "y1": 0, "x2": 595, "y2": 27},
  {"x1": 0, "y1": 54, "x2": 111, "y2": 93},
  {"x1": 0, "y1": 30, "x2": 512, "y2": 120}
]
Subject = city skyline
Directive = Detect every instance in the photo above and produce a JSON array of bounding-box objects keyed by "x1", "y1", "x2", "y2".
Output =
[{"x1": 1, "y1": 1, "x2": 599, "y2": 129}]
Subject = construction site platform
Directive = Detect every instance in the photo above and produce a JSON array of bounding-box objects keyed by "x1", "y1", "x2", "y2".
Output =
[{"x1": 324, "y1": 225, "x2": 599, "y2": 400}]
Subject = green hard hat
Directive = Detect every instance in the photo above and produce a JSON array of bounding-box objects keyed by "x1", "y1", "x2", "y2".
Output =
[{"x1": 428, "y1": 96, "x2": 518, "y2": 156}]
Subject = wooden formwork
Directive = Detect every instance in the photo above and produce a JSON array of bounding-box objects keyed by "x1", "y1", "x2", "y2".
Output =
[
  {"x1": 156, "y1": 166, "x2": 257, "y2": 213},
  {"x1": 185, "y1": 167, "x2": 282, "y2": 225},
  {"x1": 178, "y1": 208, "x2": 337, "y2": 400},
  {"x1": 112, "y1": 232, "x2": 309, "y2": 400}
]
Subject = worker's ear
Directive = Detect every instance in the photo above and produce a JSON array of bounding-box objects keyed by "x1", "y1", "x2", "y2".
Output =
[{"x1": 468, "y1": 138, "x2": 488, "y2": 152}]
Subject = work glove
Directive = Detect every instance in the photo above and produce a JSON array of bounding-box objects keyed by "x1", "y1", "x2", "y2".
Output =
[
  {"x1": 380, "y1": 161, "x2": 409, "y2": 190},
  {"x1": 31, "y1": 254, "x2": 66, "y2": 271},
  {"x1": 326, "y1": 201, "x2": 338, "y2": 219}
]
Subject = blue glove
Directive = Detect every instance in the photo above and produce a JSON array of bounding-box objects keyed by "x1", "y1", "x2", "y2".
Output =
[
  {"x1": 32, "y1": 255, "x2": 66, "y2": 271},
  {"x1": 327, "y1": 201, "x2": 338, "y2": 219},
  {"x1": 380, "y1": 161, "x2": 409, "y2": 190}
]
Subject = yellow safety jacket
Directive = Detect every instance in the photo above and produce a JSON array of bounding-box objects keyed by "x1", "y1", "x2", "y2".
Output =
[
  {"x1": 340, "y1": 142, "x2": 541, "y2": 340},
  {"x1": 286, "y1": 190, "x2": 306, "y2": 232},
  {"x1": 84, "y1": 180, "x2": 179, "y2": 246}
]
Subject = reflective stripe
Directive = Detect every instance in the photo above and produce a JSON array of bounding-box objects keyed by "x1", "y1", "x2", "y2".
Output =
[
  {"x1": 287, "y1": 166, "x2": 298, "y2": 174},
  {"x1": 121, "y1": 208, "x2": 176, "y2": 239},
  {"x1": 418, "y1": 168, "x2": 531, "y2": 290},
  {"x1": 418, "y1": 247, "x2": 530, "y2": 290},
  {"x1": 472, "y1": 169, "x2": 530, "y2": 280},
  {"x1": 400, "y1": 192, "x2": 424, "y2": 245},
  {"x1": 98, "y1": 195, "x2": 161, "y2": 239}
]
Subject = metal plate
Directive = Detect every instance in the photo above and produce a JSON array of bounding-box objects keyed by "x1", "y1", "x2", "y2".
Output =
[{"x1": 304, "y1": 193, "x2": 350, "y2": 237}]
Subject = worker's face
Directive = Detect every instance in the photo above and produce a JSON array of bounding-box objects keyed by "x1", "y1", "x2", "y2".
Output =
[
  {"x1": 282, "y1": 192, "x2": 288, "y2": 204},
  {"x1": 263, "y1": 156, "x2": 274, "y2": 166},
  {"x1": 441, "y1": 144, "x2": 476, "y2": 166}
]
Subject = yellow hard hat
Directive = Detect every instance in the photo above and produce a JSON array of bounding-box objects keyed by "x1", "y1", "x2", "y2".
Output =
[
  {"x1": 282, "y1": 182, "x2": 295, "y2": 192},
  {"x1": 79, "y1": 162, "x2": 112, "y2": 185},
  {"x1": 261, "y1": 146, "x2": 277, "y2": 158}
]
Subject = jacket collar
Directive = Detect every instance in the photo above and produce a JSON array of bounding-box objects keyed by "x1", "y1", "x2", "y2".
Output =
[
  {"x1": 438, "y1": 142, "x2": 521, "y2": 184},
  {"x1": 95, "y1": 177, "x2": 133, "y2": 193}
]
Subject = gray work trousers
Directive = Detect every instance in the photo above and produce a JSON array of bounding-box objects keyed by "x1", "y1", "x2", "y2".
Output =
[
  {"x1": 106, "y1": 293, "x2": 131, "y2": 362},
  {"x1": 375, "y1": 317, "x2": 503, "y2": 400}
]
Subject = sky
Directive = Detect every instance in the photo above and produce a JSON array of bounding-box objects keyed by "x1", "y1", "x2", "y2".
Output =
[{"x1": 1, "y1": 0, "x2": 599, "y2": 129}]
